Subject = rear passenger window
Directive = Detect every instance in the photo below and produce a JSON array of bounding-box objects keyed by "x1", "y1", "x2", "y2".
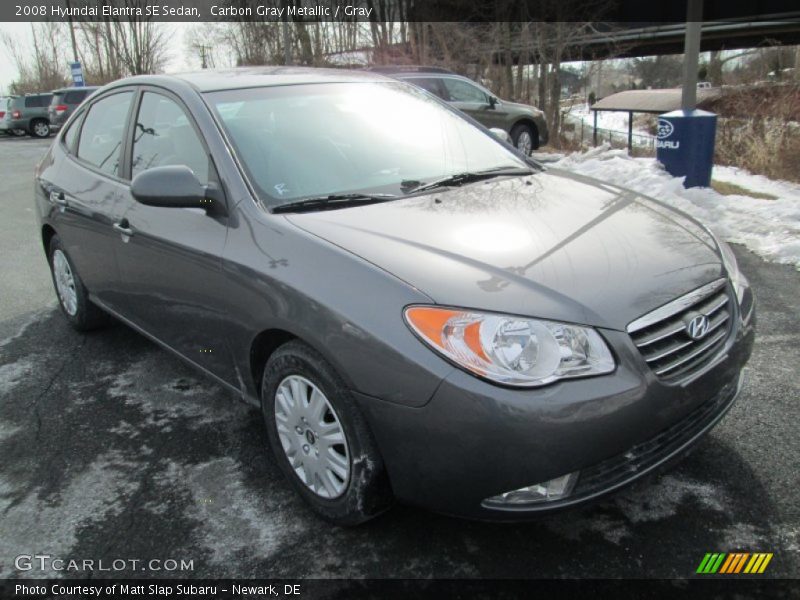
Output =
[
  {"x1": 131, "y1": 92, "x2": 209, "y2": 184},
  {"x1": 64, "y1": 90, "x2": 87, "y2": 104},
  {"x1": 62, "y1": 113, "x2": 83, "y2": 152},
  {"x1": 77, "y1": 92, "x2": 133, "y2": 177}
]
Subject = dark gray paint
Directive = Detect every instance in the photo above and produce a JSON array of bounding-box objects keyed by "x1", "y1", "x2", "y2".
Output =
[{"x1": 33, "y1": 67, "x2": 754, "y2": 519}]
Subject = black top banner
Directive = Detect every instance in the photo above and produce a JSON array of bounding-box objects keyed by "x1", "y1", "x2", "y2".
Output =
[{"x1": 3, "y1": 0, "x2": 800, "y2": 23}]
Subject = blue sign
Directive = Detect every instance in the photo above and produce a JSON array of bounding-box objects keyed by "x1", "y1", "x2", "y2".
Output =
[
  {"x1": 70, "y1": 61, "x2": 85, "y2": 87},
  {"x1": 656, "y1": 109, "x2": 717, "y2": 188}
]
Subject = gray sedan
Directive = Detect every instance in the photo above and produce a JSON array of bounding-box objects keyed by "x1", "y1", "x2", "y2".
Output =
[{"x1": 34, "y1": 67, "x2": 755, "y2": 525}]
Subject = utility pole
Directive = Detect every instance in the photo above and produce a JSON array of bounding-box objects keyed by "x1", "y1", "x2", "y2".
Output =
[
  {"x1": 681, "y1": 0, "x2": 703, "y2": 111},
  {"x1": 282, "y1": 19, "x2": 291, "y2": 65},
  {"x1": 64, "y1": 0, "x2": 79, "y2": 63}
]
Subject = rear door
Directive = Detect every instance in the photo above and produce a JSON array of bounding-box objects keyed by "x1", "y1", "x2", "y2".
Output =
[
  {"x1": 48, "y1": 91, "x2": 65, "y2": 123},
  {"x1": 113, "y1": 88, "x2": 235, "y2": 383},
  {"x1": 47, "y1": 89, "x2": 136, "y2": 304}
]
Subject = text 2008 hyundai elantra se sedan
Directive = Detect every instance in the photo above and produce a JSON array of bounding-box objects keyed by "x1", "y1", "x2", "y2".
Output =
[{"x1": 34, "y1": 67, "x2": 755, "y2": 524}]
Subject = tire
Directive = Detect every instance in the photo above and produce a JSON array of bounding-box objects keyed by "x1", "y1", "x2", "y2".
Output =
[
  {"x1": 511, "y1": 123, "x2": 537, "y2": 156},
  {"x1": 29, "y1": 119, "x2": 50, "y2": 139},
  {"x1": 261, "y1": 340, "x2": 393, "y2": 525},
  {"x1": 48, "y1": 235, "x2": 107, "y2": 331},
  {"x1": 11, "y1": 129, "x2": 27, "y2": 137}
]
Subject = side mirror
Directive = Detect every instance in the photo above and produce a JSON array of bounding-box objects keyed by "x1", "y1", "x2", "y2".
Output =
[
  {"x1": 488, "y1": 96, "x2": 498, "y2": 108},
  {"x1": 489, "y1": 128, "x2": 512, "y2": 143},
  {"x1": 130, "y1": 165, "x2": 226, "y2": 216}
]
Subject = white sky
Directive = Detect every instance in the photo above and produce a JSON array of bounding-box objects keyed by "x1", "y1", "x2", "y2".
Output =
[{"x1": 0, "y1": 22, "x2": 194, "y2": 94}]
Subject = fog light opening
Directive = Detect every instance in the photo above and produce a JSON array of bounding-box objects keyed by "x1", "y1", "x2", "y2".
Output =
[{"x1": 484, "y1": 472, "x2": 579, "y2": 506}]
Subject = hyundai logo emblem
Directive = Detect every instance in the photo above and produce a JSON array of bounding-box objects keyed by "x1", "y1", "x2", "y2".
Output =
[
  {"x1": 657, "y1": 119, "x2": 674, "y2": 140},
  {"x1": 685, "y1": 313, "x2": 710, "y2": 340}
]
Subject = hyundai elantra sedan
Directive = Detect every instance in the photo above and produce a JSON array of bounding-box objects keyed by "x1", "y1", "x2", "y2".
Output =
[{"x1": 34, "y1": 68, "x2": 755, "y2": 525}]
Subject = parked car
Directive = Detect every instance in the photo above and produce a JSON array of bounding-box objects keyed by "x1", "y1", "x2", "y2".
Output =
[
  {"x1": 368, "y1": 65, "x2": 549, "y2": 155},
  {"x1": 35, "y1": 68, "x2": 755, "y2": 525},
  {"x1": 0, "y1": 96, "x2": 10, "y2": 122},
  {"x1": 0, "y1": 97, "x2": 19, "y2": 136},
  {"x1": 1, "y1": 93, "x2": 53, "y2": 137},
  {"x1": 48, "y1": 86, "x2": 99, "y2": 132}
]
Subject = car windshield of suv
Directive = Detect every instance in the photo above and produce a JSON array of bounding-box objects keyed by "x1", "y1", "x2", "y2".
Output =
[{"x1": 206, "y1": 82, "x2": 528, "y2": 208}]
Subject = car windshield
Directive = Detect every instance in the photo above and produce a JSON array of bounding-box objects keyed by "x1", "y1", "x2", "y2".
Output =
[{"x1": 206, "y1": 81, "x2": 529, "y2": 208}]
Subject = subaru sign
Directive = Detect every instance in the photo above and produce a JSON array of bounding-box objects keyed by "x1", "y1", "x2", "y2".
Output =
[
  {"x1": 656, "y1": 109, "x2": 717, "y2": 188},
  {"x1": 70, "y1": 62, "x2": 85, "y2": 87}
]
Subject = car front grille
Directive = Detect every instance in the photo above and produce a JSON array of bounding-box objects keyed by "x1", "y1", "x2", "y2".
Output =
[
  {"x1": 627, "y1": 279, "x2": 733, "y2": 381},
  {"x1": 571, "y1": 372, "x2": 740, "y2": 499}
]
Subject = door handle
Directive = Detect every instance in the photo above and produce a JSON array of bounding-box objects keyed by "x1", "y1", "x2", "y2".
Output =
[
  {"x1": 49, "y1": 190, "x2": 67, "y2": 206},
  {"x1": 113, "y1": 220, "x2": 134, "y2": 237}
]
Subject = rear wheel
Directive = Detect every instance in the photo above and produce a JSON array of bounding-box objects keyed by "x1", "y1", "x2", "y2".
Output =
[
  {"x1": 48, "y1": 235, "x2": 107, "y2": 331},
  {"x1": 11, "y1": 129, "x2": 27, "y2": 137},
  {"x1": 30, "y1": 119, "x2": 50, "y2": 138},
  {"x1": 261, "y1": 340, "x2": 393, "y2": 525},
  {"x1": 511, "y1": 123, "x2": 537, "y2": 156}
]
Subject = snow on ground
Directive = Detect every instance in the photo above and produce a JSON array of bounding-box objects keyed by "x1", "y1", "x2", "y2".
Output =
[{"x1": 550, "y1": 145, "x2": 800, "y2": 269}]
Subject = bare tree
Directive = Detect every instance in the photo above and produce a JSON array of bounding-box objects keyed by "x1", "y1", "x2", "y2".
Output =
[{"x1": 1, "y1": 23, "x2": 69, "y2": 94}]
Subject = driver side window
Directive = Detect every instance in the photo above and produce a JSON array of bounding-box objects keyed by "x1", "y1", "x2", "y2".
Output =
[
  {"x1": 131, "y1": 92, "x2": 210, "y2": 184},
  {"x1": 442, "y1": 78, "x2": 489, "y2": 103}
]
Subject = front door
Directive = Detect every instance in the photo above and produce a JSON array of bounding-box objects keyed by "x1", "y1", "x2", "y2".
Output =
[
  {"x1": 112, "y1": 90, "x2": 236, "y2": 384},
  {"x1": 441, "y1": 78, "x2": 507, "y2": 130}
]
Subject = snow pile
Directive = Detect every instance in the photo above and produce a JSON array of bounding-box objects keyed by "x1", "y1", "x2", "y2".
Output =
[{"x1": 551, "y1": 145, "x2": 800, "y2": 269}]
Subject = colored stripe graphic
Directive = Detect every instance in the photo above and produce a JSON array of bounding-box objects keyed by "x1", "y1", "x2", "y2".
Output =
[
  {"x1": 719, "y1": 553, "x2": 749, "y2": 573},
  {"x1": 744, "y1": 553, "x2": 774, "y2": 574},
  {"x1": 698, "y1": 552, "x2": 773, "y2": 574},
  {"x1": 697, "y1": 553, "x2": 726, "y2": 573}
]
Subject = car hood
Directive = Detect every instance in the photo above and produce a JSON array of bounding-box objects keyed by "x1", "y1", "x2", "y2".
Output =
[
  {"x1": 502, "y1": 100, "x2": 542, "y2": 117},
  {"x1": 285, "y1": 169, "x2": 724, "y2": 331}
]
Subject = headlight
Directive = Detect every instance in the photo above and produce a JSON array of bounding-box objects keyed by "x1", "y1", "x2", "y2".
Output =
[
  {"x1": 712, "y1": 234, "x2": 754, "y2": 324},
  {"x1": 404, "y1": 306, "x2": 615, "y2": 387}
]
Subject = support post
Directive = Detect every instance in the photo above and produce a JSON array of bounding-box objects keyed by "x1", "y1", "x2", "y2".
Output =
[
  {"x1": 627, "y1": 111, "x2": 633, "y2": 154},
  {"x1": 282, "y1": 19, "x2": 291, "y2": 66},
  {"x1": 593, "y1": 110, "x2": 598, "y2": 147},
  {"x1": 681, "y1": 0, "x2": 703, "y2": 111}
]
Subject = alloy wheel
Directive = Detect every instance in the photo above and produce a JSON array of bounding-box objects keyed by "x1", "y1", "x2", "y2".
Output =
[
  {"x1": 33, "y1": 122, "x2": 50, "y2": 137},
  {"x1": 516, "y1": 130, "x2": 533, "y2": 155}
]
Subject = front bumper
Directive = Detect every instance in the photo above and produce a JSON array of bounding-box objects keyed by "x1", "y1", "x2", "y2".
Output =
[{"x1": 355, "y1": 312, "x2": 755, "y2": 520}]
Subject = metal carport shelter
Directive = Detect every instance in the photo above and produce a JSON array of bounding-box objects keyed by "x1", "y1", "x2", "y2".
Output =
[{"x1": 590, "y1": 88, "x2": 721, "y2": 152}]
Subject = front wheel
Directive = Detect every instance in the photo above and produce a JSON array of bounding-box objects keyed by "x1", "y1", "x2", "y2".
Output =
[
  {"x1": 511, "y1": 123, "x2": 537, "y2": 156},
  {"x1": 48, "y1": 235, "x2": 107, "y2": 331},
  {"x1": 30, "y1": 119, "x2": 50, "y2": 138},
  {"x1": 261, "y1": 340, "x2": 393, "y2": 525}
]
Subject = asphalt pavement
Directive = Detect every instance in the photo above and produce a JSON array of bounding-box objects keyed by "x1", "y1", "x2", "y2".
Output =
[{"x1": 0, "y1": 136, "x2": 798, "y2": 580}]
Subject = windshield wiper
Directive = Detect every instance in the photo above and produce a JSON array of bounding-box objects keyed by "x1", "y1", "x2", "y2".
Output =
[
  {"x1": 403, "y1": 166, "x2": 534, "y2": 194},
  {"x1": 272, "y1": 193, "x2": 397, "y2": 214}
]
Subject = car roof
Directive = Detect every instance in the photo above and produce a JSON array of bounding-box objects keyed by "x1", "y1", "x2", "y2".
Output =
[
  {"x1": 365, "y1": 65, "x2": 455, "y2": 75},
  {"x1": 52, "y1": 86, "x2": 100, "y2": 94},
  {"x1": 110, "y1": 67, "x2": 394, "y2": 93}
]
